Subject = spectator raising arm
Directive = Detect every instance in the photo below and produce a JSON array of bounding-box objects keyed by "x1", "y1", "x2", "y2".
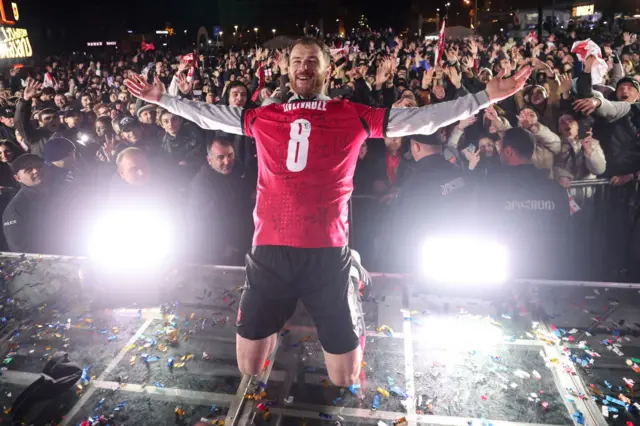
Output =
[
  {"x1": 573, "y1": 93, "x2": 632, "y2": 123},
  {"x1": 125, "y1": 74, "x2": 245, "y2": 135},
  {"x1": 387, "y1": 66, "x2": 531, "y2": 137}
]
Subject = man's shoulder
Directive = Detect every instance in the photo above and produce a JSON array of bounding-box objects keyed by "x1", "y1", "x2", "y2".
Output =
[{"x1": 3, "y1": 187, "x2": 31, "y2": 213}]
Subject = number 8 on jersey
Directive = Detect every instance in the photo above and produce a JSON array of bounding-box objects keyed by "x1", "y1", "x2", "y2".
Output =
[{"x1": 286, "y1": 118, "x2": 311, "y2": 172}]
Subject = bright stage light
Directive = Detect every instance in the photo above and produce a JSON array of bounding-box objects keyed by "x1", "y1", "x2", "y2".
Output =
[
  {"x1": 421, "y1": 237, "x2": 507, "y2": 284},
  {"x1": 77, "y1": 133, "x2": 89, "y2": 145},
  {"x1": 88, "y1": 209, "x2": 173, "y2": 273}
]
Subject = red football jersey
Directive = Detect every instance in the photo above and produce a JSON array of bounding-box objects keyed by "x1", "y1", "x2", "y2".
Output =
[{"x1": 243, "y1": 99, "x2": 387, "y2": 248}]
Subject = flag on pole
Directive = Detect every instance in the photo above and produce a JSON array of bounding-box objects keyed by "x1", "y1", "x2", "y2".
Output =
[{"x1": 434, "y1": 19, "x2": 446, "y2": 67}]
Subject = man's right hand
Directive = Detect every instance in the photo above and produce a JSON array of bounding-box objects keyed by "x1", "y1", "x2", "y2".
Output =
[
  {"x1": 124, "y1": 74, "x2": 166, "y2": 103},
  {"x1": 23, "y1": 78, "x2": 41, "y2": 101}
]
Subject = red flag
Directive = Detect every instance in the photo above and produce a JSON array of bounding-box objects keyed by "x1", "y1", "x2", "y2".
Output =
[
  {"x1": 141, "y1": 42, "x2": 155, "y2": 51},
  {"x1": 182, "y1": 53, "x2": 195, "y2": 63},
  {"x1": 435, "y1": 19, "x2": 446, "y2": 67}
]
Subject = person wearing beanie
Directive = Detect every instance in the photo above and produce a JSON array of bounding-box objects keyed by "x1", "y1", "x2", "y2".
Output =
[
  {"x1": 615, "y1": 77, "x2": 640, "y2": 104},
  {"x1": 14, "y1": 78, "x2": 65, "y2": 158},
  {"x1": 43, "y1": 137, "x2": 78, "y2": 184},
  {"x1": 0, "y1": 106, "x2": 17, "y2": 144}
]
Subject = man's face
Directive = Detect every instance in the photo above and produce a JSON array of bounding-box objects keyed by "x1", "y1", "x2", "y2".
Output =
[
  {"x1": 617, "y1": 83, "x2": 639, "y2": 104},
  {"x1": 205, "y1": 93, "x2": 215, "y2": 104},
  {"x1": 118, "y1": 153, "x2": 150, "y2": 186},
  {"x1": 128, "y1": 103, "x2": 136, "y2": 116},
  {"x1": 40, "y1": 113, "x2": 59, "y2": 132},
  {"x1": 288, "y1": 43, "x2": 329, "y2": 98},
  {"x1": 15, "y1": 165, "x2": 43, "y2": 187},
  {"x1": 0, "y1": 116, "x2": 13, "y2": 128},
  {"x1": 479, "y1": 70, "x2": 491, "y2": 84},
  {"x1": 0, "y1": 146, "x2": 13, "y2": 163},
  {"x1": 95, "y1": 121, "x2": 108, "y2": 137},
  {"x1": 161, "y1": 113, "x2": 181, "y2": 135},
  {"x1": 139, "y1": 110, "x2": 155, "y2": 124},
  {"x1": 558, "y1": 114, "x2": 578, "y2": 139},
  {"x1": 118, "y1": 92, "x2": 129, "y2": 103},
  {"x1": 122, "y1": 126, "x2": 143, "y2": 143},
  {"x1": 96, "y1": 106, "x2": 109, "y2": 117},
  {"x1": 65, "y1": 116, "x2": 81, "y2": 129},
  {"x1": 207, "y1": 142, "x2": 235, "y2": 175},
  {"x1": 81, "y1": 96, "x2": 92, "y2": 108},
  {"x1": 530, "y1": 88, "x2": 546, "y2": 105},
  {"x1": 228, "y1": 86, "x2": 247, "y2": 107},
  {"x1": 384, "y1": 137, "x2": 402, "y2": 152},
  {"x1": 54, "y1": 95, "x2": 67, "y2": 109}
]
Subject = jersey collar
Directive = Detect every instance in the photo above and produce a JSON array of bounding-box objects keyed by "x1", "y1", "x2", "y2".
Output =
[{"x1": 288, "y1": 94, "x2": 331, "y2": 103}]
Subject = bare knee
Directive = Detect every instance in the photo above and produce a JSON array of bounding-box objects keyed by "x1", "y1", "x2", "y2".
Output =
[
  {"x1": 324, "y1": 347, "x2": 361, "y2": 387},
  {"x1": 328, "y1": 370, "x2": 359, "y2": 387},
  {"x1": 238, "y1": 359, "x2": 265, "y2": 376}
]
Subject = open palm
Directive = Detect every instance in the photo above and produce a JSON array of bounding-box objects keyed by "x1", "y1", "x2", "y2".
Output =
[
  {"x1": 124, "y1": 74, "x2": 166, "y2": 103},
  {"x1": 486, "y1": 66, "x2": 532, "y2": 103}
]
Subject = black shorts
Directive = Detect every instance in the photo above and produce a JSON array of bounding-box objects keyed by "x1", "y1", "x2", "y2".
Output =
[{"x1": 237, "y1": 245, "x2": 362, "y2": 355}]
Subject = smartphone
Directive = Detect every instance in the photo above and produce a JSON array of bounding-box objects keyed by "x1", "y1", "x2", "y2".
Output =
[
  {"x1": 578, "y1": 120, "x2": 591, "y2": 139},
  {"x1": 466, "y1": 144, "x2": 476, "y2": 153},
  {"x1": 193, "y1": 90, "x2": 202, "y2": 96}
]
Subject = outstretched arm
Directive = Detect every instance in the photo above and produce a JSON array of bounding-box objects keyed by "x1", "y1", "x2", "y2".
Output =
[
  {"x1": 125, "y1": 74, "x2": 245, "y2": 135},
  {"x1": 386, "y1": 66, "x2": 532, "y2": 137}
]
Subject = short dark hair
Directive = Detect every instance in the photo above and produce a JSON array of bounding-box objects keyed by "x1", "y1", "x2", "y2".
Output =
[
  {"x1": 502, "y1": 128, "x2": 535, "y2": 160},
  {"x1": 207, "y1": 136, "x2": 233, "y2": 156},
  {"x1": 158, "y1": 109, "x2": 179, "y2": 122},
  {"x1": 227, "y1": 80, "x2": 247, "y2": 94},
  {"x1": 289, "y1": 37, "x2": 331, "y2": 64}
]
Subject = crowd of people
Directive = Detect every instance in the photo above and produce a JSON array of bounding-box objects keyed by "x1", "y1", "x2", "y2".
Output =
[{"x1": 0, "y1": 23, "x2": 637, "y2": 278}]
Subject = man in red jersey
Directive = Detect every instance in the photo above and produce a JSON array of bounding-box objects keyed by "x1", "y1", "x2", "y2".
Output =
[{"x1": 125, "y1": 37, "x2": 531, "y2": 387}]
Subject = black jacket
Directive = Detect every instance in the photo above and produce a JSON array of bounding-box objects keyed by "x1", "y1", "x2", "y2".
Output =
[
  {"x1": 14, "y1": 100, "x2": 53, "y2": 158},
  {"x1": 593, "y1": 103, "x2": 640, "y2": 177},
  {"x1": 186, "y1": 163, "x2": 254, "y2": 264},
  {"x1": 390, "y1": 154, "x2": 468, "y2": 271},
  {"x1": 479, "y1": 164, "x2": 570, "y2": 278},
  {"x1": 0, "y1": 124, "x2": 17, "y2": 144},
  {"x1": 161, "y1": 121, "x2": 207, "y2": 178},
  {"x1": 2, "y1": 183, "x2": 77, "y2": 255}
]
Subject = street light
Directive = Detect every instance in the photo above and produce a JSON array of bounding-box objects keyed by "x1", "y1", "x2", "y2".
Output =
[
  {"x1": 272, "y1": 28, "x2": 276, "y2": 36},
  {"x1": 234, "y1": 25, "x2": 238, "y2": 32}
]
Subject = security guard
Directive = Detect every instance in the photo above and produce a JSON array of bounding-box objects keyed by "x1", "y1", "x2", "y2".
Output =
[
  {"x1": 388, "y1": 133, "x2": 468, "y2": 272},
  {"x1": 479, "y1": 127, "x2": 569, "y2": 278},
  {"x1": 2, "y1": 154, "x2": 79, "y2": 255}
]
